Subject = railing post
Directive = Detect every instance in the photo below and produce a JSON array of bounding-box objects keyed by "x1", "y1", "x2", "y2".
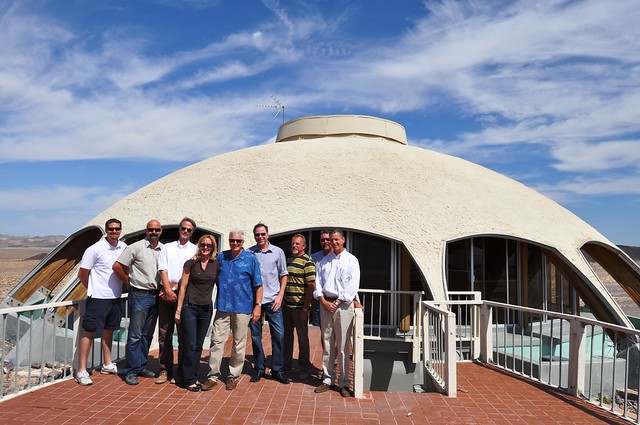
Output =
[
  {"x1": 412, "y1": 293, "x2": 421, "y2": 363},
  {"x1": 480, "y1": 303, "x2": 493, "y2": 363},
  {"x1": 444, "y1": 311, "x2": 457, "y2": 397},
  {"x1": 72, "y1": 301, "x2": 85, "y2": 373},
  {"x1": 353, "y1": 307, "x2": 364, "y2": 399},
  {"x1": 568, "y1": 317, "x2": 586, "y2": 397}
]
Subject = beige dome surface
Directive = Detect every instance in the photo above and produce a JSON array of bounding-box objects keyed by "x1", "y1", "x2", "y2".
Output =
[{"x1": 88, "y1": 115, "x2": 622, "y2": 308}]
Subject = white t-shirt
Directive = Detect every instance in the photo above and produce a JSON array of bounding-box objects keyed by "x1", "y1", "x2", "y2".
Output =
[{"x1": 80, "y1": 237, "x2": 128, "y2": 299}]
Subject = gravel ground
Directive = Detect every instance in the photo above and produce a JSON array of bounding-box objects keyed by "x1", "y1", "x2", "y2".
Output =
[{"x1": 0, "y1": 248, "x2": 50, "y2": 300}]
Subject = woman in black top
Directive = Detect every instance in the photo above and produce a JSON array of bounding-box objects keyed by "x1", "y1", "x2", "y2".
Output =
[{"x1": 175, "y1": 234, "x2": 219, "y2": 391}]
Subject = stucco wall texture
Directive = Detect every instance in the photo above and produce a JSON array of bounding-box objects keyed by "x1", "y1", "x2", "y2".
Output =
[{"x1": 88, "y1": 115, "x2": 623, "y2": 313}]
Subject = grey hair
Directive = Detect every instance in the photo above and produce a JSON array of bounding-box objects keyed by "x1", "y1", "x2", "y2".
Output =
[{"x1": 228, "y1": 228, "x2": 245, "y2": 239}]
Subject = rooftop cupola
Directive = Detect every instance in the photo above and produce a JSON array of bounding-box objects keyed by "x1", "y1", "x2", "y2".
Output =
[{"x1": 275, "y1": 115, "x2": 407, "y2": 145}]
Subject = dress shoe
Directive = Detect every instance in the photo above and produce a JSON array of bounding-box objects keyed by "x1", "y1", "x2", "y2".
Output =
[
  {"x1": 298, "y1": 369, "x2": 310, "y2": 380},
  {"x1": 138, "y1": 369, "x2": 156, "y2": 378},
  {"x1": 340, "y1": 386, "x2": 351, "y2": 397},
  {"x1": 272, "y1": 371, "x2": 291, "y2": 384},
  {"x1": 250, "y1": 370, "x2": 264, "y2": 383},
  {"x1": 186, "y1": 383, "x2": 201, "y2": 392},
  {"x1": 314, "y1": 383, "x2": 330, "y2": 393},
  {"x1": 200, "y1": 378, "x2": 217, "y2": 391},
  {"x1": 124, "y1": 373, "x2": 139, "y2": 385},
  {"x1": 155, "y1": 370, "x2": 168, "y2": 384},
  {"x1": 225, "y1": 376, "x2": 239, "y2": 391}
]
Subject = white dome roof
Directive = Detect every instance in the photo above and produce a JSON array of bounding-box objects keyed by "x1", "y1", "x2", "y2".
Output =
[{"x1": 89, "y1": 115, "x2": 620, "y2": 303}]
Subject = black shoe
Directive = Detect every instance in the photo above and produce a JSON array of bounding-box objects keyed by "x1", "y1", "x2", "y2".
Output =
[
  {"x1": 138, "y1": 369, "x2": 156, "y2": 378},
  {"x1": 272, "y1": 371, "x2": 291, "y2": 385},
  {"x1": 124, "y1": 373, "x2": 139, "y2": 385},
  {"x1": 186, "y1": 383, "x2": 201, "y2": 392},
  {"x1": 250, "y1": 370, "x2": 264, "y2": 383}
]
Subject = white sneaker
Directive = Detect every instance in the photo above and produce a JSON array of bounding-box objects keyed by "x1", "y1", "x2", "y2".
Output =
[
  {"x1": 75, "y1": 370, "x2": 93, "y2": 386},
  {"x1": 100, "y1": 363, "x2": 118, "y2": 375}
]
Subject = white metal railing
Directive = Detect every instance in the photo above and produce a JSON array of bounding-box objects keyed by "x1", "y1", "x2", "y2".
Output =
[
  {"x1": 358, "y1": 289, "x2": 422, "y2": 362},
  {"x1": 421, "y1": 301, "x2": 457, "y2": 397},
  {"x1": 352, "y1": 307, "x2": 364, "y2": 399},
  {"x1": 479, "y1": 301, "x2": 640, "y2": 423},
  {"x1": 1, "y1": 296, "x2": 128, "y2": 399}
]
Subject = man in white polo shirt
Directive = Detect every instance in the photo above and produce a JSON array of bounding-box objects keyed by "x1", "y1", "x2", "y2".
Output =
[
  {"x1": 75, "y1": 218, "x2": 127, "y2": 386},
  {"x1": 155, "y1": 217, "x2": 198, "y2": 385}
]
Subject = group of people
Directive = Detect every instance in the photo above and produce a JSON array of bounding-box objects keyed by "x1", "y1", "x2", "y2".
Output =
[{"x1": 75, "y1": 218, "x2": 360, "y2": 397}]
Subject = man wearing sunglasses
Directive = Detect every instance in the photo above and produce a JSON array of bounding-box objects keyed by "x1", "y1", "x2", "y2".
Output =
[
  {"x1": 202, "y1": 229, "x2": 262, "y2": 391},
  {"x1": 155, "y1": 217, "x2": 198, "y2": 385},
  {"x1": 75, "y1": 218, "x2": 127, "y2": 386},
  {"x1": 113, "y1": 219, "x2": 164, "y2": 386},
  {"x1": 248, "y1": 222, "x2": 290, "y2": 384},
  {"x1": 310, "y1": 230, "x2": 333, "y2": 327}
]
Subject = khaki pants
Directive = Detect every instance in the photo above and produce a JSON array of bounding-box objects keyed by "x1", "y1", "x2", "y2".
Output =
[
  {"x1": 320, "y1": 302, "x2": 354, "y2": 388},
  {"x1": 207, "y1": 311, "x2": 251, "y2": 380}
]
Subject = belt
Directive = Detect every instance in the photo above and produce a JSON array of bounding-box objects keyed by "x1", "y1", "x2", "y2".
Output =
[
  {"x1": 130, "y1": 286, "x2": 158, "y2": 295},
  {"x1": 323, "y1": 295, "x2": 338, "y2": 302}
]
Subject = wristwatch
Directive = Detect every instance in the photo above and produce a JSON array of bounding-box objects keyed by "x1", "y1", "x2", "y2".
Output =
[{"x1": 255, "y1": 302, "x2": 262, "y2": 307}]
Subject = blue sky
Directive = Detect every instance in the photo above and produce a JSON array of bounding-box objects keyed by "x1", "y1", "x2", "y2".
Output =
[{"x1": 1, "y1": 0, "x2": 639, "y2": 245}]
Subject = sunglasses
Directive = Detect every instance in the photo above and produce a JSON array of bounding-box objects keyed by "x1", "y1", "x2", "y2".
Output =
[
  {"x1": 254, "y1": 232, "x2": 267, "y2": 237},
  {"x1": 200, "y1": 243, "x2": 213, "y2": 249},
  {"x1": 180, "y1": 226, "x2": 193, "y2": 233},
  {"x1": 320, "y1": 238, "x2": 330, "y2": 241},
  {"x1": 147, "y1": 228, "x2": 162, "y2": 232},
  {"x1": 106, "y1": 227, "x2": 121, "y2": 232},
  {"x1": 229, "y1": 239, "x2": 243, "y2": 243}
]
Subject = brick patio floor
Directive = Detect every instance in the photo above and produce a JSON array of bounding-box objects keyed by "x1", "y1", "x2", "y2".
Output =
[{"x1": 0, "y1": 327, "x2": 628, "y2": 424}]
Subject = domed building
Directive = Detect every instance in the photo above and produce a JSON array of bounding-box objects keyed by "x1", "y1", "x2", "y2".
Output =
[{"x1": 5, "y1": 114, "x2": 640, "y2": 393}]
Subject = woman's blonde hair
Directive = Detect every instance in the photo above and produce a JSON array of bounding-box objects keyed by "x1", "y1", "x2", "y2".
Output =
[{"x1": 196, "y1": 234, "x2": 218, "y2": 259}]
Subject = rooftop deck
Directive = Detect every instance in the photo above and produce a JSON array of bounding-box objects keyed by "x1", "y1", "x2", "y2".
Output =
[{"x1": 0, "y1": 327, "x2": 627, "y2": 424}]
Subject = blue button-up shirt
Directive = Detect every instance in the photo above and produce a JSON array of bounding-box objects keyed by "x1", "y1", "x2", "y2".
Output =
[{"x1": 216, "y1": 249, "x2": 263, "y2": 314}]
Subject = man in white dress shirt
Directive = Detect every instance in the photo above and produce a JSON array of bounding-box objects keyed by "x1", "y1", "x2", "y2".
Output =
[
  {"x1": 313, "y1": 229, "x2": 360, "y2": 397},
  {"x1": 156, "y1": 217, "x2": 198, "y2": 385}
]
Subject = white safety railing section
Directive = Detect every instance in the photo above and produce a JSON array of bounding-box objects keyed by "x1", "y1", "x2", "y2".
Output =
[
  {"x1": 444, "y1": 291, "x2": 482, "y2": 361},
  {"x1": 352, "y1": 307, "x2": 364, "y2": 399},
  {"x1": 358, "y1": 289, "x2": 423, "y2": 363},
  {"x1": 0, "y1": 296, "x2": 128, "y2": 400},
  {"x1": 422, "y1": 301, "x2": 457, "y2": 397},
  {"x1": 478, "y1": 301, "x2": 640, "y2": 423}
]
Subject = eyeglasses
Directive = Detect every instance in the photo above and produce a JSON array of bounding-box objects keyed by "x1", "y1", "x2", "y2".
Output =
[
  {"x1": 180, "y1": 226, "x2": 193, "y2": 233},
  {"x1": 254, "y1": 233, "x2": 266, "y2": 237},
  {"x1": 320, "y1": 238, "x2": 330, "y2": 241},
  {"x1": 229, "y1": 239, "x2": 243, "y2": 243},
  {"x1": 147, "y1": 228, "x2": 162, "y2": 232},
  {"x1": 200, "y1": 243, "x2": 213, "y2": 249},
  {"x1": 107, "y1": 227, "x2": 121, "y2": 232}
]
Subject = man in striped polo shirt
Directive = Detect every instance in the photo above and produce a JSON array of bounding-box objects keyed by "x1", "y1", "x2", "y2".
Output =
[{"x1": 283, "y1": 234, "x2": 316, "y2": 380}]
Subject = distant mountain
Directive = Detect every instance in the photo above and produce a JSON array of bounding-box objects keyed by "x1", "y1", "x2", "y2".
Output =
[
  {"x1": 620, "y1": 245, "x2": 640, "y2": 262},
  {"x1": 0, "y1": 234, "x2": 66, "y2": 248}
]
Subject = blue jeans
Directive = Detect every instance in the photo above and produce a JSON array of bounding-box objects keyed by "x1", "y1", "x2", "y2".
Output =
[
  {"x1": 124, "y1": 290, "x2": 158, "y2": 375},
  {"x1": 250, "y1": 301, "x2": 285, "y2": 373},
  {"x1": 180, "y1": 303, "x2": 213, "y2": 386}
]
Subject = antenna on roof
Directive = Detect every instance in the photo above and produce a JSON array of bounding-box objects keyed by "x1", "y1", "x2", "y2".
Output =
[{"x1": 256, "y1": 95, "x2": 285, "y2": 123}]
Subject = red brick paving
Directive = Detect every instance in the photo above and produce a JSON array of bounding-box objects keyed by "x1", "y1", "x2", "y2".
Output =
[{"x1": 0, "y1": 327, "x2": 629, "y2": 424}]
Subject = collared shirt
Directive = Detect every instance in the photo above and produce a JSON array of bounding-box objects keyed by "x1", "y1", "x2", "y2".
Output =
[
  {"x1": 314, "y1": 249, "x2": 360, "y2": 303},
  {"x1": 248, "y1": 243, "x2": 288, "y2": 304},
  {"x1": 310, "y1": 250, "x2": 329, "y2": 264},
  {"x1": 115, "y1": 238, "x2": 164, "y2": 290},
  {"x1": 216, "y1": 249, "x2": 263, "y2": 314},
  {"x1": 80, "y1": 237, "x2": 127, "y2": 299},
  {"x1": 285, "y1": 253, "x2": 316, "y2": 308},
  {"x1": 158, "y1": 240, "x2": 197, "y2": 283}
]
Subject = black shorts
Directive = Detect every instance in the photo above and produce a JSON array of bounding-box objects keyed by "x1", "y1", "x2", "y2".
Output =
[{"x1": 82, "y1": 297, "x2": 122, "y2": 334}]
